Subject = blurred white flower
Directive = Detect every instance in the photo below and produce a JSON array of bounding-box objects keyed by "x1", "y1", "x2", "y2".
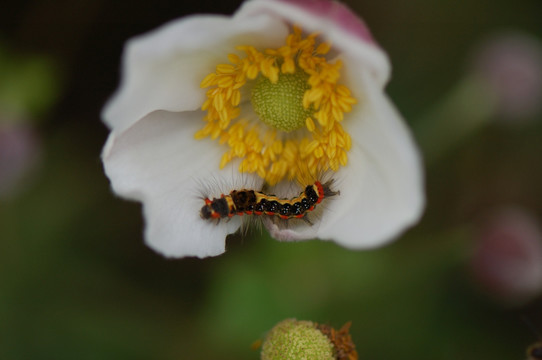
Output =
[{"x1": 102, "y1": 0, "x2": 424, "y2": 258}]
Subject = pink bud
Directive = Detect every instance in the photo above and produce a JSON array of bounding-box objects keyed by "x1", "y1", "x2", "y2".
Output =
[
  {"x1": 470, "y1": 32, "x2": 542, "y2": 121},
  {"x1": 0, "y1": 123, "x2": 40, "y2": 198},
  {"x1": 470, "y1": 207, "x2": 542, "y2": 305}
]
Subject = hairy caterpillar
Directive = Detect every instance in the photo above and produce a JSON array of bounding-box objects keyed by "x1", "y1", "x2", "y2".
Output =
[{"x1": 200, "y1": 180, "x2": 339, "y2": 221}]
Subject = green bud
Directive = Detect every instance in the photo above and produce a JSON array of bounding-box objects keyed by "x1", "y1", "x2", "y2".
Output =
[{"x1": 261, "y1": 318, "x2": 335, "y2": 360}]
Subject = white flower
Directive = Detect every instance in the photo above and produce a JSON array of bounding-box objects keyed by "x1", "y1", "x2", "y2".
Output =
[{"x1": 102, "y1": 0, "x2": 424, "y2": 258}]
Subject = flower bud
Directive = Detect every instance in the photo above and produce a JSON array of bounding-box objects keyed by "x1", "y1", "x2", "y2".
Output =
[
  {"x1": 469, "y1": 207, "x2": 542, "y2": 305},
  {"x1": 260, "y1": 318, "x2": 358, "y2": 360},
  {"x1": 0, "y1": 123, "x2": 40, "y2": 198},
  {"x1": 470, "y1": 32, "x2": 542, "y2": 121}
]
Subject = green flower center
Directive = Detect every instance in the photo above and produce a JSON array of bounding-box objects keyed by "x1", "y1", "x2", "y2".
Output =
[{"x1": 251, "y1": 69, "x2": 313, "y2": 132}]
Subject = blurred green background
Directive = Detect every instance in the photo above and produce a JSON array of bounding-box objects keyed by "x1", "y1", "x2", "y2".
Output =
[{"x1": 1, "y1": 0, "x2": 542, "y2": 359}]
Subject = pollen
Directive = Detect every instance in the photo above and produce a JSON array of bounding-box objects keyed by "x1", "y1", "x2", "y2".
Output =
[{"x1": 196, "y1": 26, "x2": 357, "y2": 185}]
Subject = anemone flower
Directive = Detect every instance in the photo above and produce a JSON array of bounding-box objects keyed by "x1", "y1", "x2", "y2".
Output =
[{"x1": 102, "y1": 0, "x2": 424, "y2": 258}]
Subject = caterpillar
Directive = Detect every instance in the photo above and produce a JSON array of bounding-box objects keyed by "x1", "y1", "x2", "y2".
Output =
[{"x1": 200, "y1": 180, "x2": 339, "y2": 221}]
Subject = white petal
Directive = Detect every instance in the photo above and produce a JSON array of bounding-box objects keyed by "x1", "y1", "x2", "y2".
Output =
[
  {"x1": 316, "y1": 65, "x2": 425, "y2": 248},
  {"x1": 102, "y1": 13, "x2": 289, "y2": 134},
  {"x1": 235, "y1": 0, "x2": 390, "y2": 86},
  {"x1": 265, "y1": 64, "x2": 424, "y2": 248},
  {"x1": 102, "y1": 110, "x2": 262, "y2": 258},
  {"x1": 252, "y1": 3, "x2": 424, "y2": 247}
]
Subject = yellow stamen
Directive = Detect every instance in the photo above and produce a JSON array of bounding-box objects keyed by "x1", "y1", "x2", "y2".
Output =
[
  {"x1": 305, "y1": 117, "x2": 315, "y2": 132},
  {"x1": 196, "y1": 26, "x2": 357, "y2": 185}
]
